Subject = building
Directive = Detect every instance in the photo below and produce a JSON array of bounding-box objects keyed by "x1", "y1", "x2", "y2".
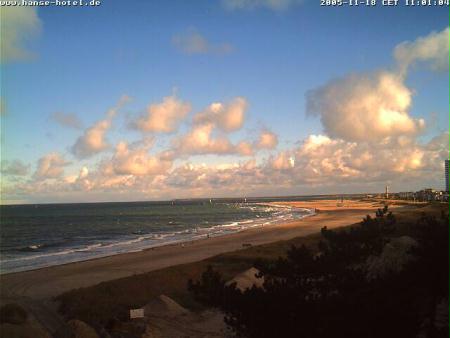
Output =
[
  {"x1": 398, "y1": 192, "x2": 415, "y2": 200},
  {"x1": 445, "y1": 159, "x2": 449, "y2": 192}
]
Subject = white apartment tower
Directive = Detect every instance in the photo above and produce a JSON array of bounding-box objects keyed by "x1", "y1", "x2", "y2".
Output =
[{"x1": 445, "y1": 160, "x2": 449, "y2": 192}]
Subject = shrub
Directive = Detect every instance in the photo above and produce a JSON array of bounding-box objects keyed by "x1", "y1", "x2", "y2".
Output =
[{"x1": 0, "y1": 303, "x2": 28, "y2": 325}]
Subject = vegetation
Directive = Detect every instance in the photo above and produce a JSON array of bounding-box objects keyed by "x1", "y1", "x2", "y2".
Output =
[
  {"x1": 0, "y1": 303, "x2": 28, "y2": 325},
  {"x1": 55, "y1": 220, "x2": 323, "y2": 329},
  {"x1": 189, "y1": 207, "x2": 449, "y2": 338},
  {"x1": 55, "y1": 203, "x2": 447, "y2": 337}
]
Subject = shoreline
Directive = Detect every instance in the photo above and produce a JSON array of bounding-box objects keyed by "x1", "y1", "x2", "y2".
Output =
[
  {"x1": 0, "y1": 199, "x2": 387, "y2": 300},
  {"x1": 0, "y1": 207, "x2": 314, "y2": 277},
  {"x1": 0, "y1": 204, "x2": 314, "y2": 275}
]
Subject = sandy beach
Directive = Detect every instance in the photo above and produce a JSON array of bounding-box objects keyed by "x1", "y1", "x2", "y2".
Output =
[{"x1": 0, "y1": 199, "x2": 387, "y2": 301}]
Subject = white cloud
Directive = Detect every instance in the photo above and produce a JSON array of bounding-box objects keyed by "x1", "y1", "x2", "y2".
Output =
[
  {"x1": 164, "y1": 161, "x2": 263, "y2": 193},
  {"x1": 106, "y1": 140, "x2": 172, "y2": 176},
  {"x1": 6, "y1": 22, "x2": 450, "y2": 205},
  {"x1": 307, "y1": 72, "x2": 425, "y2": 142},
  {"x1": 394, "y1": 26, "x2": 449, "y2": 75},
  {"x1": 64, "y1": 166, "x2": 89, "y2": 184},
  {"x1": 172, "y1": 123, "x2": 236, "y2": 156},
  {"x1": 194, "y1": 97, "x2": 248, "y2": 132},
  {"x1": 290, "y1": 134, "x2": 437, "y2": 183},
  {"x1": 50, "y1": 112, "x2": 83, "y2": 129},
  {"x1": 71, "y1": 96, "x2": 130, "y2": 159},
  {"x1": 256, "y1": 129, "x2": 278, "y2": 149},
  {"x1": 172, "y1": 28, "x2": 233, "y2": 55},
  {"x1": 71, "y1": 117, "x2": 113, "y2": 159},
  {"x1": 0, "y1": 98, "x2": 6, "y2": 115},
  {"x1": 222, "y1": 0, "x2": 303, "y2": 11},
  {"x1": 133, "y1": 94, "x2": 191, "y2": 133},
  {"x1": 236, "y1": 141, "x2": 254, "y2": 156},
  {"x1": 1, "y1": 160, "x2": 30, "y2": 176},
  {"x1": 170, "y1": 97, "x2": 252, "y2": 156},
  {"x1": 34, "y1": 153, "x2": 70, "y2": 180},
  {"x1": 10, "y1": 129, "x2": 448, "y2": 203},
  {"x1": 0, "y1": 6, "x2": 41, "y2": 62},
  {"x1": 270, "y1": 151, "x2": 294, "y2": 170}
]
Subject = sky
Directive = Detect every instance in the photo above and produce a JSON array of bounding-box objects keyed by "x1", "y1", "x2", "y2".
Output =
[{"x1": 0, "y1": 0, "x2": 449, "y2": 204}]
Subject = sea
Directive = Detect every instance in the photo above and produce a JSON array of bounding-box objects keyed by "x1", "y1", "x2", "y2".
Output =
[{"x1": 0, "y1": 198, "x2": 321, "y2": 274}]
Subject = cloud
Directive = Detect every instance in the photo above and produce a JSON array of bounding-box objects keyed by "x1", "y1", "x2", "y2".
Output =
[
  {"x1": 71, "y1": 116, "x2": 114, "y2": 159},
  {"x1": 71, "y1": 96, "x2": 130, "y2": 159},
  {"x1": 194, "y1": 97, "x2": 248, "y2": 132},
  {"x1": 104, "y1": 140, "x2": 173, "y2": 176},
  {"x1": 172, "y1": 28, "x2": 233, "y2": 55},
  {"x1": 0, "y1": 6, "x2": 41, "y2": 62},
  {"x1": 0, "y1": 98, "x2": 6, "y2": 115},
  {"x1": 171, "y1": 126, "x2": 277, "y2": 158},
  {"x1": 34, "y1": 153, "x2": 70, "y2": 180},
  {"x1": 164, "y1": 161, "x2": 262, "y2": 193},
  {"x1": 394, "y1": 26, "x2": 449, "y2": 75},
  {"x1": 133, "y1": 94, "x2": 191, "y2": 133},
  {"x1": 222, "y1": 0, "x2": 303, "y2": 11},
  {"x1": 256, "y1": 129, "x2": 278, "y2": 149},
  {"x1": 172, "y1": 123, "x2": 236, "y2": 156},
  {"x1": 270, "y1": 151, "x2": 294, "y2": 170},
  {"x1": 306, "y1": 72, "x2": 425, "y2": 142},
  {"x1": 50, "y1": 112, "x2": 83, "y2": 129},
  {"x1": 291, "y1": 134, "x2": 441, "y2": 183},
  {"x1": 236, "y1": 141, "x2": 254, "y2": 156},
  {"x1": 171, "y1": 97, "x2": 259, "y2": 157},
  {"x1": 166, "y1": 131, "x2": 445, "y2": 192},
  {"x1": 425, "y1": 131, "x2": 449, "y2": 153},
  {"x1": 10, "y1": 129, "x2": 448, "y2": 203},
  {"x1": 64, "y1": 166, "x2": 89, "y2": 184},
  {"x1": 6, "y1": 21, "x2": 450, "y2": 205},
  {"x1": 1, "y1": 160, "x2": 30, "y2": 176}
]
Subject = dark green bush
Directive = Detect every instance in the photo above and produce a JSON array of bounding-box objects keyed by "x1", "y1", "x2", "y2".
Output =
[
  {"x1": 190, "y1": 208, "x2": 449, "y2": 338},
  {"x1": 0, "y1": 303, "x2": 28, "y2": 325}
]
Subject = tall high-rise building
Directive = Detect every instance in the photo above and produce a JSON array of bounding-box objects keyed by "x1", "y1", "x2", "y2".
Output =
[{"x1": 445, "y1": 160, "x2": 449, "y2": 192}]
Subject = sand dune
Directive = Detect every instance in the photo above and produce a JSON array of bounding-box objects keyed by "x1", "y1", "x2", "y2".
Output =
[{"x1": 226, "y1": 267, "x2": 264, "y2": 291}]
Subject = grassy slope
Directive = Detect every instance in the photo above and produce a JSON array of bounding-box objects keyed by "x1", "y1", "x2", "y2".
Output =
[{"x1": 55, "y1": 202, "x2": 445, "y2": 327}]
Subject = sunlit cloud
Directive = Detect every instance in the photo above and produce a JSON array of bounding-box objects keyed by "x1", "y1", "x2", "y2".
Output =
[
  {"x1": 50, "y1": 112, "x2": 83, "y2": 129},
  {"x1": 394, "y1": 26, "x2": 449, "y2": 76},
  {"x1": 4, "y1": 25, "x2": 449, "y2": 203},
  {"x1": 222, "y1": 0, "x2": 304, "y2": 11},
  {"x1": 71, "y1": 95, "x2": 130, "y2": 159},
  {"x1": 172, "y1": 28, "x2": 233, "y2": 55},
  {"x1": 0, "y1": 6, "x2": 41, "y2": 62},
  {"x1": 193, "y1": 97, "x2": 247, "y2": 132},
  {"x1": 170, "y1": 99, "x2": 274, "y2": 157},
  {"x1": 0, "y1": 98, "x2": 6, "y2": 115},
  {"x1": 7, "y1": 128, "x2": 447, "y2": 203},
  {"x1": 172, "y1": 123, "x2": 237, "y2": 156},
  {"x1": 132, "y1": 94, "x2": 191, "y2": 133},
  {"x1": 1, "y1": 160, "x2": 30, "y2": 176},
  {"x1": 105, "y1": 140, "x2": 172, "y2": 176},
  {"x1": 256, "y1": 129, "x2": 278, "y2": 150},
  {"x1": 270, "y1": 151, "x2": 294, "y2": 170},
  {"x1": 306, "y1": 72, "x2": 425, "y2": 142},
  {"x1": 34, "y1": 153, "x2": 70, "y2": 180}
]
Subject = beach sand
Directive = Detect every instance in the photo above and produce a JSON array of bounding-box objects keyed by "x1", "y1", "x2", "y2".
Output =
[{"x1": 0, "y1": 199, "x2": 388, "y2": 301}]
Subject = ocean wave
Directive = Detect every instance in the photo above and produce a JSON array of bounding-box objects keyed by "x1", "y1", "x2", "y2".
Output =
[
  {"x1": 1, "y1": 204, "x2": 315, "y2": 274},
  {"x1": 17, "y1": 240, "x2": 69, "y2": 252}
]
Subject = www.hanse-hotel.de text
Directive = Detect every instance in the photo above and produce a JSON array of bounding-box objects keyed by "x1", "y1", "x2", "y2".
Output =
[{"x1": 0, "y1": 0, "x2": 100, "y2": 6}]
